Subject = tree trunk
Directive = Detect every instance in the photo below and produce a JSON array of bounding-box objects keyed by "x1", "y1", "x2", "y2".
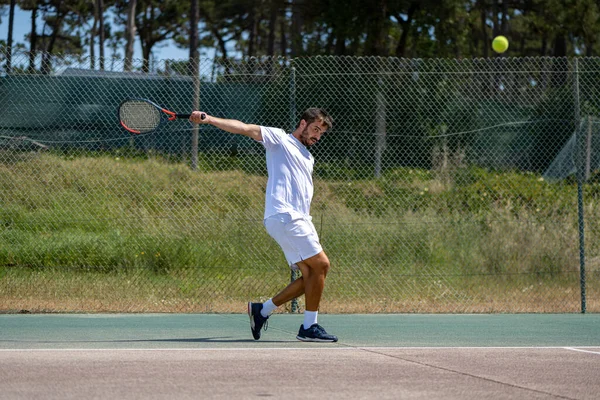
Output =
[
  {"x1": 247, "y1": 5, "x2": 257, "y2": 56},
  {"x1": 365, "y1": 0, "x2": 388, "y2": 56},
  {"x1": 124, "y1": 0, "x2": 137, "y2": 71},
  {"x1": 585, "y1": 42, "x2": 593, "y2": 57},
  {"x1": 290, "y1": 0, "x2": 304, "y2": 57},
  {"x1": 97, "y1": 0, "x2": 105, "y2": 70},
  {"x1": 41, "y1": 12, "x2": 66, "y2": 75},
  {"x1": 142, "y1": 45, "x2": 151, "y2": 73},
  {"x1": 140, "y1": 6, "x2": 155, "y2": 73},
  {"x1": 394, "y1": 1, "x2": 418, "y2": 58},
  {"x1": 267, "y1": 0, "x2": 278, "y2": 56},
  {"x1": 552, "y1": 34, "x2": 567, "y2": 86},
  {"x1": 90, "y1": 3, "x2": 97, "y2": 70},
  {"x1": 500, "y1": 0, "x2": 508, "y2": 35},
  {"x1": 540, "y1": 33, "x2": 547, "y2": 56},
  {"x1": 6, "y1": 0, "x2": 16, "y2": 74},
  {"x1": 189, "y1": 0, "x2": 199, "y2": 74},
  {"x1": 479, "y1": 0, "x2": 488, "y2": 58},
  {"x1": 279, "y1": 18, "x2": 287, "y2": 56},
  {"x1": 334, "y1": 22, "x2": 347, "y2": 55},
  {"x1": 553, "y1": 34, "x2": 567, "y2": 57},
  {"x1": 492, "y1": 0, "x2": 499, "y2": 37},
  {"x1": 28, "y1": 4, "x2": 38, "y2": 73}
]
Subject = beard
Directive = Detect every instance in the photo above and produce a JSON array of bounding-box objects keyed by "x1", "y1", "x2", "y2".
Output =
[{"x1": 299, "y1": 126, "x2": 316, "y2": 147}]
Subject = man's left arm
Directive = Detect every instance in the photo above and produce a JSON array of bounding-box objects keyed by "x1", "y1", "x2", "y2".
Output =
[{"x1": 189, "y1": 111, "x2": 262, "y2": 141}]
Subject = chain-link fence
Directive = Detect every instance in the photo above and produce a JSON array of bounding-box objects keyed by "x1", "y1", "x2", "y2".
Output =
[{"x1": 1, "y1": 51, "x2": 599, "y2": 313}]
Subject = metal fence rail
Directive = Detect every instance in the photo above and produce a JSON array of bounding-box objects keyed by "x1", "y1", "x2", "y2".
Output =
[{"x1": 0, "y1": 52, "x2": 598, "y2": 313}]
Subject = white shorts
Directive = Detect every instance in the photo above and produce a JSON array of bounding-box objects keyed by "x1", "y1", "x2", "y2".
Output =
[{"x1": 264, "y1": 213, "x2": 323, "y2": 270}]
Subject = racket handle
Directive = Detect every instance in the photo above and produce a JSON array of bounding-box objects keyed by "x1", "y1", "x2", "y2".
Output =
[{"x1": 177, "y1": 113, "x2": 206, "y2": 120}]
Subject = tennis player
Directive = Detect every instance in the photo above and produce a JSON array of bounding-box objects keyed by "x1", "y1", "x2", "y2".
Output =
[{"x1": 189, "y1": 108, "x2": 337, "y2": 342}]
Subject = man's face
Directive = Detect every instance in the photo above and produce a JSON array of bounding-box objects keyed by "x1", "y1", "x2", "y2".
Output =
[{"x1": 299, "y1": 121, "x2": 327, "y2": 147}]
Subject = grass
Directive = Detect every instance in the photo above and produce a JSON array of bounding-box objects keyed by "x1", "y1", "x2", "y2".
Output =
[{"x1": 0, "y1": 151, "x2": 599, "y2": 313}]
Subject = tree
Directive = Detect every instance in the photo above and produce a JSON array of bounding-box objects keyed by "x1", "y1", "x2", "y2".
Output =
[
  {"x1": 266, "y1": 0, "x2": 280, "y2": 56},
  {"x1": 189, "y1": 0, "x2": 199, "y2": 70},
  {"x1": 570, "y1": 0, "x2": 600, "y2": 56},
  {"x1": 290, "y1": 0, "x2": 304, "y2": 57},
  {"x1": 393, "y1": 0, "x2": 419, "y2": 58},
  {"x1": 135, "y1": 0, "x2": 188, "y2": 72},
  {"x1": 39, "y1": 0, "x2": 70, "y2": 74},
  {"x1": 124, "y1": 0, "x2": 135, "y2": 71},
  {"x1": 18, "y1": 0, "x2": 39, "y2": 72},
  {"x1": 364, "y1": 0, "x2": 390, "y2": 56},
  {"x1": 107, "y1": 28, "x2": 123, "y2": 70},
  {"x1": 96, "y1": 0, "x2": 105, "y2": 70},
  {"x1": 8, "y1": 0, "x2": 600, "y2": 71},
  {"x1": 316, "y1": 0, "x2": 365, "y2": 55},
  {"x1": 5, "y1": 0, "x2": 16, "y2": 73},
  {"x1": 197, "y1": 0, "x2": 235, "y2": 64},
  {"x1": 476, "y1": 0, "x2": 489, "y2": 58}
]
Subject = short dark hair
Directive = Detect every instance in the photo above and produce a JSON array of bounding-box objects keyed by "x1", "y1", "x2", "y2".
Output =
[{"x1": 297, "y1": 108, "x2": 333, "y2": 131}]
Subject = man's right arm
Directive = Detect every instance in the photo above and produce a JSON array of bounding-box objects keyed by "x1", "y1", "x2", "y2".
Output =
[{"x1": 189, "y1": 111, "x2": 262, "y2": 142}]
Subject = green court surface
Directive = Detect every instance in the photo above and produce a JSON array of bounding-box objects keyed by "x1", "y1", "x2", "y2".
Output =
[
  {"x1": 1, "y1": 313, "x2": 599, "y2": 349},
  {"x1": 1, "y1": 314, "x2": 599, "y2": 399}
]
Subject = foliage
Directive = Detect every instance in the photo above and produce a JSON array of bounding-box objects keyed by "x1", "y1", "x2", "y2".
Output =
[
  {"x1": 4, "y1": 0, "x2": 600, "y2": 72},
  {"x1": 0, "y1": 153, "x2": 590, "y2": 279}
]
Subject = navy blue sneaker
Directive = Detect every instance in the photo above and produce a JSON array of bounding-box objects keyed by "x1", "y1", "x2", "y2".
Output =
[
  {"x1": 296, "y1": 323, "x2": 338, "y2": 342},
  {"x1": 248, "y1": 302, "x2": 269, "y2": 340}
]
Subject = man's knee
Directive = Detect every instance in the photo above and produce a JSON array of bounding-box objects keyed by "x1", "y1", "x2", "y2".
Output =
[
  {"x1": 305, "y1": 252, "x2": 330, "y2": 275},
  {"x1": 314, "y1": 259, "x2": 330, "y2": 275}
]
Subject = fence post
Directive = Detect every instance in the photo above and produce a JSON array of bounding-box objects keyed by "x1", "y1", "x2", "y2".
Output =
[
  {"x1": 577, "y1": 181, "x2": 587, "y2": 314},
  {"x1": 289, "y1": 66, "x2": 296, "y2": 132},
  {"x1": 374, "y1": 77, "x2": 386, "y2": 178},
  {"x1": 190, "y1": 59, "x2": 200, "y2": 171},
  {"x1": 573, "y1": 59, "x2": 586, "y2": 314}
]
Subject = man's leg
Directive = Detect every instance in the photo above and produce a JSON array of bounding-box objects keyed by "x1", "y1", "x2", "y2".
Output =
[
  {"x1": 271, "y1": 251, "x2": 329, "y2": 309},
  {"x1": 296, "y1": 252, "x2": 329, "y2": 311},
  {"x1": 251, "y1": 252, "x2": 336, "y2": 342},
  {"x1": 249, "y1": 267, "x2": 305, "y2": 340},
  {"x1": 294, "y1": 252, "x2": 337, "y2": 342},
  {"x1": 272, "y1": 275, "x2": 305, "y2": 306}
]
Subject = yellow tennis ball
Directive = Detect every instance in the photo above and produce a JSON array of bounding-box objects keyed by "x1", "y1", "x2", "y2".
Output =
[{"x1": 492, "y1": 36, "x2": 509, "y2": 53}]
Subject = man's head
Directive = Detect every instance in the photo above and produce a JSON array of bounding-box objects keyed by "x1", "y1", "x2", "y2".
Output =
[{"x1": 294, "y1": 108, "x2": 333, "y2": 147}]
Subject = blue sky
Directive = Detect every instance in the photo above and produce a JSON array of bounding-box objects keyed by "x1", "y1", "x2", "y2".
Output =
[{"x1": 0, "y1": 6, "x2": 192, "y2": 61}]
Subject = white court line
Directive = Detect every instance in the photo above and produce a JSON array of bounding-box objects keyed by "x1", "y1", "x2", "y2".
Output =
[
  {"x1": 564, "y1": 347, "x2": 600, "y2": 355},
  {"x1": 0, "y1": 347, "x2": 348, "y2": 352},
  {"x1": 1, "y1": 346, "x2": 599, "y2": 352}
]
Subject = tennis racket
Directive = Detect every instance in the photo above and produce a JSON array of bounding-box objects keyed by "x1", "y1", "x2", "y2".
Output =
[{"x1": 118, "y1": 98, "x2": 205, "y2": 134}]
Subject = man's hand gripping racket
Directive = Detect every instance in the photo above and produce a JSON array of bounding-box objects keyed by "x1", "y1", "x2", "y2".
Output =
[
  {"x1": 118, "y1": 98, "x2": 206, "y2": 134},
  {"x1": 189, "y1": 111, "x2": 209, "y2": 125}
]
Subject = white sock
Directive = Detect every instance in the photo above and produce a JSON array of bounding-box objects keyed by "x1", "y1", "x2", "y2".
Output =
[
  {"x1": 303, "y1": 311, "x2": 318, "y2": 329},
  {"x1": 261, "y1": 299, "x2": 277, "y2": 318}
]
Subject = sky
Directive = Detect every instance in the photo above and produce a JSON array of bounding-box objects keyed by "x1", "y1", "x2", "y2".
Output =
[{"x1": 0, "y1": 6, "x2": 194, "y2": 62}]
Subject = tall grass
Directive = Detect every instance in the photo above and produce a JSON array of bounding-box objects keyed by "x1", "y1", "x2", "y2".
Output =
[{"x1": 0, "y1": 152, "x2": 598, "y2": 312}]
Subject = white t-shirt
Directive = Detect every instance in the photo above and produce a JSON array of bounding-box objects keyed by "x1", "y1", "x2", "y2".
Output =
[{"x1": 259, "y1": 126, "x2": 314, "y2": 220}]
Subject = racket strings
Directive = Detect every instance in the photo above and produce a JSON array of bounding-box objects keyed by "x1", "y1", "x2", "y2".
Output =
[{"x1": 119, "y1": 101, "x2": 161, "y2": 133}]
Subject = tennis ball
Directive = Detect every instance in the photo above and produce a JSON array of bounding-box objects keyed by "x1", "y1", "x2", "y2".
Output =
[{"x1": 492, "y1": 36, "x2": 509, "y2": 53}]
